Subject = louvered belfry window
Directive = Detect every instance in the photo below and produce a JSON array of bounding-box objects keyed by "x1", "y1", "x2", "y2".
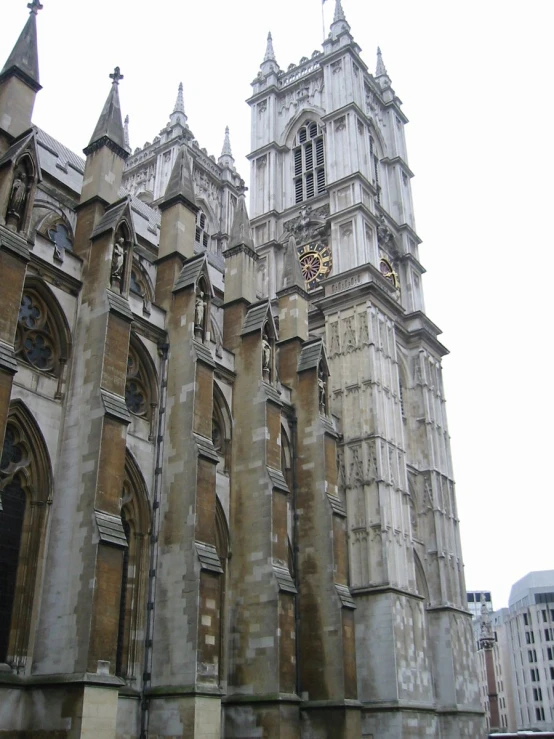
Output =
[{"x1": 293, "y1": 121, "x2": 325, "y2": 204}]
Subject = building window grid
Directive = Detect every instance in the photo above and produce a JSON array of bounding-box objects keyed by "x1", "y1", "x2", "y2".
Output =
[{"x1": 293, "y1": 122, "x2": 325, "y2": 204}]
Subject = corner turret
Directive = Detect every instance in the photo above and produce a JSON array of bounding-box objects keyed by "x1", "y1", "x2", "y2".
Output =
[
  {"x1": 0, "y1": 1, "x2": 43, "y2": 141},
  {"x1": 80, "y1": 67, "x2": 129, "y2": 204}
]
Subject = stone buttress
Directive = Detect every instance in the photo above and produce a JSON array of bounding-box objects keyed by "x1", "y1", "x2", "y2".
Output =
[
  {"x1": 147, "y1": 145, "x2": 223, "y2": 738},
  {"x1": 277, "y1": 238, "x2": 362, "y2": 738},
  {"x1": 30, "y1": 70, "x2": 134, "y2": 735},
  {"x1": 223, "y1": 201, "x2": 299, "y2": 737}
]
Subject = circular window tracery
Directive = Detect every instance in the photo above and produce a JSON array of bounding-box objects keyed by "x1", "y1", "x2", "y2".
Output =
[
  {"x1": 15, "y1": 291, "x2": 59, "y2": 372},
  {"x1": 125, "y1": 348, "x2": 150, "y2": 419}
]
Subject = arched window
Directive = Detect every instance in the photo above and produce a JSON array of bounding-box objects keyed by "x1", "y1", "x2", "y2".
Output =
[
  {"x1": 195, "y1": 208, "x2": 210, "y2": 249},
  {"x1": 15, "y1": 283, "x2": 70, "y2": 376},
  {"x1": 293, "y1": 120, "x2": 325, "y2": 204},
  {"x1": 0, "y1": 404, "x2": 51, "y2": 666},
  {"x1": 125, "y1": 336, "x2": 157, "y2": 426},
  {"x1": 212, "y1": 384, "x2": 231, "y2": 474},
  {"x1": 115, "y1": 452, "x2": 151, "y2": 680}
]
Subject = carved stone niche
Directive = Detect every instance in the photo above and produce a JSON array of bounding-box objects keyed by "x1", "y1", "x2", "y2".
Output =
[{"x1": 4, "y1": 156, "x2": 36, "y2": 235}]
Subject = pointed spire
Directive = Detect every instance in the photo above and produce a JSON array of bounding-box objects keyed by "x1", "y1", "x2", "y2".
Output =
[
  {"x1": 124, "y1": 115, "x2": 130, "y2": 151},
  {"x1": 174, "y1": 82, "x2": 185, "y2": 114},
  {"x1": 281, "y1": 235, "x2": 306, "y2": 293},
  {"x1": 0, "y1": 3, "x2": 42, "y2": 92},
  {"x1": 161, "y1": 144, "x2": 196, "y2": 211},
  {"x1": 221, "y1": 126, "x2": 233, "y2": 158},
  {"x1": 84, "y1": 67, "x2": 127, "y2": 158},
  {"x1": 376, "y1": 47, "x2": 387, "y2": 77},
  {"x1": 260, "y1": 31, "x2": 279, "y2": 75},
  {"x1": 229, "y1": 197, "x2": 254, "y2": 250},
  {"x1": 169, "y1": 82, "x2": 188, "y2": 126},
  {"x1": 328, "y1": 0, "x2": 351, "y2": 40},
  {"x1": 334, "y1": 0, "x2": 346, "y2": 22},
  {"x1": 264, "y1": 32, "x2": 276, "y2": 62}
]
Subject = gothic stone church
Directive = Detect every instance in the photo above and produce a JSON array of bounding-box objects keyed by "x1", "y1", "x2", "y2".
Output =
[{"x1": 0, "y1": 2, "x2": 483, "y2": 737}]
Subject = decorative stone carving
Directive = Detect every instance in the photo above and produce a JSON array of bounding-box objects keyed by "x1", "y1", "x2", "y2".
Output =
[
  {"x1": 318, "y1": 364, "x2": 327, "y2": 415},
  {"x1": 194, "y1": 289, "x2": 207, "y2": 339},
  {"x1": 111, "y1": 237, "x2": 125, "y2": 280},
  {"x1": 262, "y1": 332, "x2": 272, "y2": 382},
  {"x1": 283, "y1": 204, "x2": 329, "y2": 245},
  {"x1": 334, "y1": 116, "x2": 346, "y2": 133}
]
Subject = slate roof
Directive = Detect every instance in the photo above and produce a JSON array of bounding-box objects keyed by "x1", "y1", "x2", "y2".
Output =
[
  {"x1": 267, "y1": 466, "x2": 289, "y2": 493},
  {"x1": 195, "y1": 542, "x2": 223, "y2": 574},
  {"x1": 91, "y1": 199, "x2": 130, "y2": 239},
  {"x1": 95, "y1": 510, "x2": 127, "y2": 547},
  {"x1": 273, "y1": 564, "x2": 297, "y2": 594},
  {"x1": 100, "y1": 389, "x2": 131, "y2": 424},
  {"x1": 241, "y1": 301, "x2": 270, "y2": 336},
  {"x1": 297, "y1": 338, "x2": 324, "y2": 372},
  {"x1": 174, "y1": 253, "x2": 208, "y2": 292}
]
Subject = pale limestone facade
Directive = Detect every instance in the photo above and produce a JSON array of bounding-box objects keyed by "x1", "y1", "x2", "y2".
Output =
[{"x1": 0, "y1": 2, "x2": 482, "y2": 738}]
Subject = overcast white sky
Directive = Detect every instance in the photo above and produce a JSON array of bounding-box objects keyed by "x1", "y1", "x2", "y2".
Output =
[{"x1": 3, "y1": 0, "x2": 553, "y2": 609}]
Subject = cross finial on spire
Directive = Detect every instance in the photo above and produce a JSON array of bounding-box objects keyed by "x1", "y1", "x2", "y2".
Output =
[
  {"x1": 27, "y1": 0, "x2": 43, "y2": 15},
  {"x1": 264, "y1": 31, "x2": 276, "y2": 62},
  {"x1": 109, "y1": 66, "x2": 124, "y2": 86}
]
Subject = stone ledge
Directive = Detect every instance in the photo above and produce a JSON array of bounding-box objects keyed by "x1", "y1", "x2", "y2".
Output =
[
  {"x1": 146, "y1": 684, "x2": 223, "y2": 698},
  {"x1": 223, "y1": 692, "x2": 300, "y2": 705}
]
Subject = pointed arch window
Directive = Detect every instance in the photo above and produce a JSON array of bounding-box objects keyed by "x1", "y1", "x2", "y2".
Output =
[
  {"x1": 293, "y1": 121, "x2": 325, "y2": 204},
  {"x1": 0, "y1": 405, "x2": 52, "y2": 667},
  {"x1": 15, "y1": 285, "x2": 69, "y2": 376},
  {"x1": 115, "y1": 453, "x2": 151, "y2": 680},
  {"x1": 125, "y1": 336, "x2": 158, "y2": 435}
]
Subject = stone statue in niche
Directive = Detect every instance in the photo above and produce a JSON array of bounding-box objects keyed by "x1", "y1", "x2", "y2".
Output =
[
  {"x1": 111, "y1": 236, "x2": 126, "y2": 280},
  {"x1": 6, "y1": 170, "x2": 28, "y2": 228},
  {"x1": 194, "y1": 289, "x2": 207, "y2": 339},
  {"x1": 318, "y1": 366, "x2": 327, "y2": 414},
  {"x1": 262, "y1": 334, "x2": 272, "y2": 381}
]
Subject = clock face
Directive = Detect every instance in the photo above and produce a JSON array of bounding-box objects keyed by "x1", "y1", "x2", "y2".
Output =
[
  {"x1": 297, "y1": 242, "x2": 333, "y2": 290},
  {"x1": 379, "y1": 256, "x2": 399, "y2": 289}
]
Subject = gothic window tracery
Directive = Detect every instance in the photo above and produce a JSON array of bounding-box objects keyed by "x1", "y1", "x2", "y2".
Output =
[
  {"x1": 293, "y1": 121, "x2": 325, "y2": 204},
  {"x1": 47, "y1": 222, "x2": 73, "y2": 259},
  {"x1": 15, "y1": 287, "x2": 66, "y2": 375},
  {"x1": 0, "y1": 405, "x2": 51, "y2": 666},
  {"x1": 125, "y1": 337, "x2": 157, "y2": 429},
  {"x1": 115, "y1": 453, "x2": 151, "y2": 680},
  {"x1": 125, "y1": 348, "x2": 150, "y2": 418}
]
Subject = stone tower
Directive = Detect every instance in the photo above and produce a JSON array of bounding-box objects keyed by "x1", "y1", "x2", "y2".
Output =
[
  {"x1": 0, "y1": 2, "x2": 482, "y2": 737},
  {"x1": 247, "y1": 2, "x2": 482, "y2": 736}
]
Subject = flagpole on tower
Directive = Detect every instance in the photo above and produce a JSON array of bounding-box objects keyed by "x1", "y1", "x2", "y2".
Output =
[{"x1": 321, "y1": 0, "x2": 326, "y2": 43}]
